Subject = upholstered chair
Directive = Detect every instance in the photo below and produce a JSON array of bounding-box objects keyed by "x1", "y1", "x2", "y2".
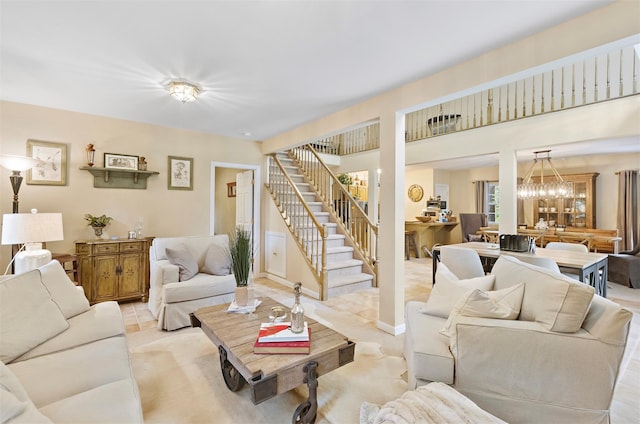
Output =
[
  {"x1": 459, "y1": 213, "x2": 488, "y2": 243},
  {"x1": 608, "y1": 244, "x2": 640, "y2": 288},
  {"x1": 439, "y1": 245, "x2": 485, "y2": 279},
  {"x1": 507, "y1": 255, "x2": 560, "y2": 273},
  {"x1": 545, "y1": 242, "x2": 588, "y2": 253}
]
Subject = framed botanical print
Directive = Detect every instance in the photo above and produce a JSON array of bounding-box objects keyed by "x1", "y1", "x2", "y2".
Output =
[
  {"x1": 168, "y1": 156, "x2": 193, "y2": 190},
  {"x1": 26, "y1": 139, "x2": 67, "y2": 186}
]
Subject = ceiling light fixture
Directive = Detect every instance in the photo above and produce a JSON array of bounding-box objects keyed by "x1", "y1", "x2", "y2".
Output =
[
  {"x1": 169, "y1": 81, "x2": 199, "y2": 103},
  {"x1": 517, "y1": 150, "x2": 573, "y2": 199}
]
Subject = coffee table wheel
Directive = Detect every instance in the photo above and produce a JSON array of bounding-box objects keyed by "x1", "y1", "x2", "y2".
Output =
[
  {"x1": 219, "y1": 346, "x2": 245, "y2": 391},
  {"x1": 292, "y1": 401, "x2": 316, "y2": 424}
]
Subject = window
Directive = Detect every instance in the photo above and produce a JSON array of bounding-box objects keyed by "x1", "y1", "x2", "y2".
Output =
[{"x1": 486, "y1": 182, "x2": 499, "y2": 224}]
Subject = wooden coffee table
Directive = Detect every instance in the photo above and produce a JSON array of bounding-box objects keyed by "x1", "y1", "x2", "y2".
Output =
[{"x1": 190, "y1": 297, "x2": 355, "y2": 424}]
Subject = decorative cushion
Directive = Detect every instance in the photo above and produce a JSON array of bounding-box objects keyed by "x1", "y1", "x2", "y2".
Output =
[
  {"x1": 201, "y1": 241, "x2": 231, "y2": 276},
  {"x1": 38, "y1": 260, "x2": 90, "y2": 319},
  {"x1": 165, "y1": 244, "x2": 199, "y2": 281},
  {"x1": 468, "y1": 234, "x2": 484, "y2": 242},
  {"x1": 0, "y1": 270, "x2": 69, "y2": 363},
  {"x1": 423, "y1": 263, "x2": 495, "y2": 318},
  {"x1": 491, "y1": 255, "x2": 594, "y2": 332},
  {"x1": 441, "y1": 283, "x2": 525, "y2": 337}
]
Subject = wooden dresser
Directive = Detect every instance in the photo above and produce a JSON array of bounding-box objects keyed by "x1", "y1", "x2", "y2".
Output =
[{"x1": 75, "y1": 238, "x2": 152, "y2": 304}]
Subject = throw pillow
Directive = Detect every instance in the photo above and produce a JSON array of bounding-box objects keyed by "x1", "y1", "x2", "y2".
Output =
[
  {"x1": 441, "y1": 283, "x2": 525, "y2": 337},
  {"x1": 468, "y1": 234, "x2": 484, "y2": 242},
  {"x1": 0, "y1": 270, "x2": 69, "y2": 363},
  {"x1": 201, "y1": 241, "x2": 231, "y2": 276},
  {"x1": 491, "y1": 255, "x2": 594, "y2": 332},
  {"x1": 38, "y1": 260, "x2": 90, "y2": 319},
  {"x1": 165, "y1": 244, "x2": 199, "y2": 281},
  {"x1": 422, "y1": 263, "x2": 495, "y2": 318}
]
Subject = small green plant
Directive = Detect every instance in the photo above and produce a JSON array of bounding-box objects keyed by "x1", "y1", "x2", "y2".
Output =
[
  {"x1": 229, "y1": 227, "x2": 253, "y2": 287},
  {"x1": 84, "y1": 214, "x2": 113, "y2": 227},
  {"x1": 337, "y1": 173, "x2": 352, "y2": 185}
]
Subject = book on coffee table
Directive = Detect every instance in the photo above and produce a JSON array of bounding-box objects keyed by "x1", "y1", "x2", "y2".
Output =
[
  {"x1": 257, "y1": 322, "x2": 309, "y2": 343},
  {"x1": 253, "y1": 328, "x2": 311, "y2": 354}
]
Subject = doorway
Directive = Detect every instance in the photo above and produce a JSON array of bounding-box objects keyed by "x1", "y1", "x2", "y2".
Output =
[{"x1": 210, "y1": 162, "x2": 261, "y2": 273}]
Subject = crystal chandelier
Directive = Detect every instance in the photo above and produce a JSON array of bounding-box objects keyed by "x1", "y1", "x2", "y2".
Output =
[
  {"x1": 169, "y1": 81, "x2": 199, "y2": 103},
  {"x1": 517, "y1": 150, "x2": 573, "y2": 199}
]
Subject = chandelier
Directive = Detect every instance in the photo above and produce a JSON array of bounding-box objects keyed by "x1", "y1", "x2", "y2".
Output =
[
  {"x1": 517, "y1": 150, "x2": 573, "y2": 199},
  {"x1": 169, "y1": 81, "x2": 199, "y2": 103}
]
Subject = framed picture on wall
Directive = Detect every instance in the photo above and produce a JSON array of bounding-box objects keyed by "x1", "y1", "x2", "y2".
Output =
[
  {"x1": 26, "y1": 139, "x2": 67, "y2": 186},
  {"x1": 104, "y1": 153, "x2": 139, "y2": 171},
  {"x1": 168, "y1": 156, "x2": 193, "y2": 190},
  {"x1": 227, "y1": 182, "x2": 236, "y2": 197}
]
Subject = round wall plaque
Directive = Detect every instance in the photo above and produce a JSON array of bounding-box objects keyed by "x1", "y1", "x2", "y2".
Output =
[{"x1": 408, "y1": 184, "x2": 424, "y2": 202}]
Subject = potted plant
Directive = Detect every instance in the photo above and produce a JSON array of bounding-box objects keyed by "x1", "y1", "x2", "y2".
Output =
[
  {"x1": 337, "y1": 173, "x2": 352, "y2": 186},
  {"x1": 84, "y1": 213, "x2": 113, "y2": 238},
  {"x1": 229, "y1": 227, "x2": 253, "y2": 306}
]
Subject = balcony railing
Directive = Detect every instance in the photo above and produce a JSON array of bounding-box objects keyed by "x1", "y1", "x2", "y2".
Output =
[{"x1": 306, "y1": 44, "x2": 639, "y2": 155}]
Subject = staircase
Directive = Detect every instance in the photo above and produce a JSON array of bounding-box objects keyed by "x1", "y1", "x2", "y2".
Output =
[{"x1": 266, "y1": 150, "x2": 376, "y2": 300}]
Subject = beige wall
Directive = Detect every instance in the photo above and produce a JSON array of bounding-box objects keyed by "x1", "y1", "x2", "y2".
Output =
[{"x1": 0, "y1": 101, "x2": 263, "y2": 271}]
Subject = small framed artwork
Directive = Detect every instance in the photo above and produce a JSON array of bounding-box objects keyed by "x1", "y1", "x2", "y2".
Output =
[
  {"x1": 227, "y1": 182, "x2": 236, "y2": 197},
  {"x1": 26, "y1": 139, "x2": 67, "y2": 186},
  {"x1": 168, "y1": 156, "x2": 193, "y2": 190},
  {"x1": 104, "y1": 153, "x2": 139, "y2": 171}
]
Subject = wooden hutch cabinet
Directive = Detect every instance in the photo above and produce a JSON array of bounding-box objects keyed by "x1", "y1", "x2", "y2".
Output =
[
  {"x1": 75, "y1": 238, "x2": 152, "y2": 304},
  {"x1": 533, "y1": 172, "x2": 598, "y2": 229}
]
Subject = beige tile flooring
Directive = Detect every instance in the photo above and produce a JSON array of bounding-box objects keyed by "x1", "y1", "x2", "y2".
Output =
[{"x1": 120, "y1": 257, "x2": 640, "y2": 422}]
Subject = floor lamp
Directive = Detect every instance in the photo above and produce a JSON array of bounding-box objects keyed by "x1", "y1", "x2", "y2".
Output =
[
  {"x1": 0, "y1": 154, "x2": 43, "y2": 273},
  {"x1": 0, "y1": 154, "x2": 41, "y2": 213},
  {"x1": 1, "y1": 211, "x2": 64, "y2": 274}
]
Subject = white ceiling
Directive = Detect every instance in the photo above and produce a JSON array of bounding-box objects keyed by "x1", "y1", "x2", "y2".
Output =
[{"x1": 1, "y1": 0, "x2": 617, "y2": 143}]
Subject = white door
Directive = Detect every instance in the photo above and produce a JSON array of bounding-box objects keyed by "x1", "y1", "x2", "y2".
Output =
[{"x1": 235, "y1": 170, "x2": 254, "y2": 233}]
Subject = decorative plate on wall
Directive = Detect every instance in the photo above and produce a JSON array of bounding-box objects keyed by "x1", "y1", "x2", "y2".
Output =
[{"x1": 408, "y1": 184, "x2": 424, "y2": 202}]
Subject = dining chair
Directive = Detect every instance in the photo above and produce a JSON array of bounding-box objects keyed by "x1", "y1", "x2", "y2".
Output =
[
  {"x1": 439, "y1": 245, "x2": 486, "y2": 279},
  {"x1": 544, "y1": 242, "x2": 588, "y2": 279},
  {"x1": 459, "y1": 213, "x2": 488, "y2": 243},
  {"x1": 608, "y1": 244, "x2": 640, "y2": 288},
  {"x1": 545, "y1": 242, "x2": 589, "y2": 253},
  {"x1": 507, "y1": 255, "x2": 560, "y2": 273}
]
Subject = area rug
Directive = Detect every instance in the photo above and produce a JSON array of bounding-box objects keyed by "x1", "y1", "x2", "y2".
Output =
[{"x1": 129, "y1": 329, "x2": 408, "y2": 423}]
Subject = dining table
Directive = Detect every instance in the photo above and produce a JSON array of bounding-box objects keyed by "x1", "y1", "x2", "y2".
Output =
[{"x1": 432, "y1": 241, "x2": 609, "y2": 297}]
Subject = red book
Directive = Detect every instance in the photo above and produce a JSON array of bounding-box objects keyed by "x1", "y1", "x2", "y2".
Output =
[{"x1": 253, "y1": 328, "x2": 311, "y2": 354}]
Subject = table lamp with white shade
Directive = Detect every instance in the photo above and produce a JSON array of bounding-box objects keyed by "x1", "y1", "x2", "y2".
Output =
[{"x1": 1, "y1": 210, "x2": 64, "y2": 274}]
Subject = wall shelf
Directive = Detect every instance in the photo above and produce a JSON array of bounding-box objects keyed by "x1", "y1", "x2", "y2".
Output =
[{"x1": 80, "y1": 166, "x2": 159, "y2": 189}]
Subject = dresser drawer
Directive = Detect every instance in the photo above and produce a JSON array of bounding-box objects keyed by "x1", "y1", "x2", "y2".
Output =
[
  {"x1": 120, "y1": 242, "x2": 143, "y2": 253},
  {"x1": 94, "y1": 243, "x2": 120, "y2": 254},
  {"x1": 76, "y1": 244, "x2": 91, "y2": 255}
]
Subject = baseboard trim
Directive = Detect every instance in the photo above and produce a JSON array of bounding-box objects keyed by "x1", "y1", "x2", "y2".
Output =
[{"x1": 376, "y1": 320, "x2": 406, "y2": 335}]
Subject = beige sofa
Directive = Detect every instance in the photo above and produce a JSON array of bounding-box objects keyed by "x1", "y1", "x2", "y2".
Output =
[
  {"x1": 148, "y1": 235, "x2": 236, "y2": 331},
  {"x1": 0, "y1": 260, "x2": 142, "y2": 423},
  {"x1": 404, "y1": 255, "x2": 632, "y2": 424}
]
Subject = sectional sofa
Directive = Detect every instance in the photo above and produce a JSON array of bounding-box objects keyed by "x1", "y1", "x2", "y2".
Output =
[{"x1": 0, "y1": 260, "x2": 142, "y2": 423}]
